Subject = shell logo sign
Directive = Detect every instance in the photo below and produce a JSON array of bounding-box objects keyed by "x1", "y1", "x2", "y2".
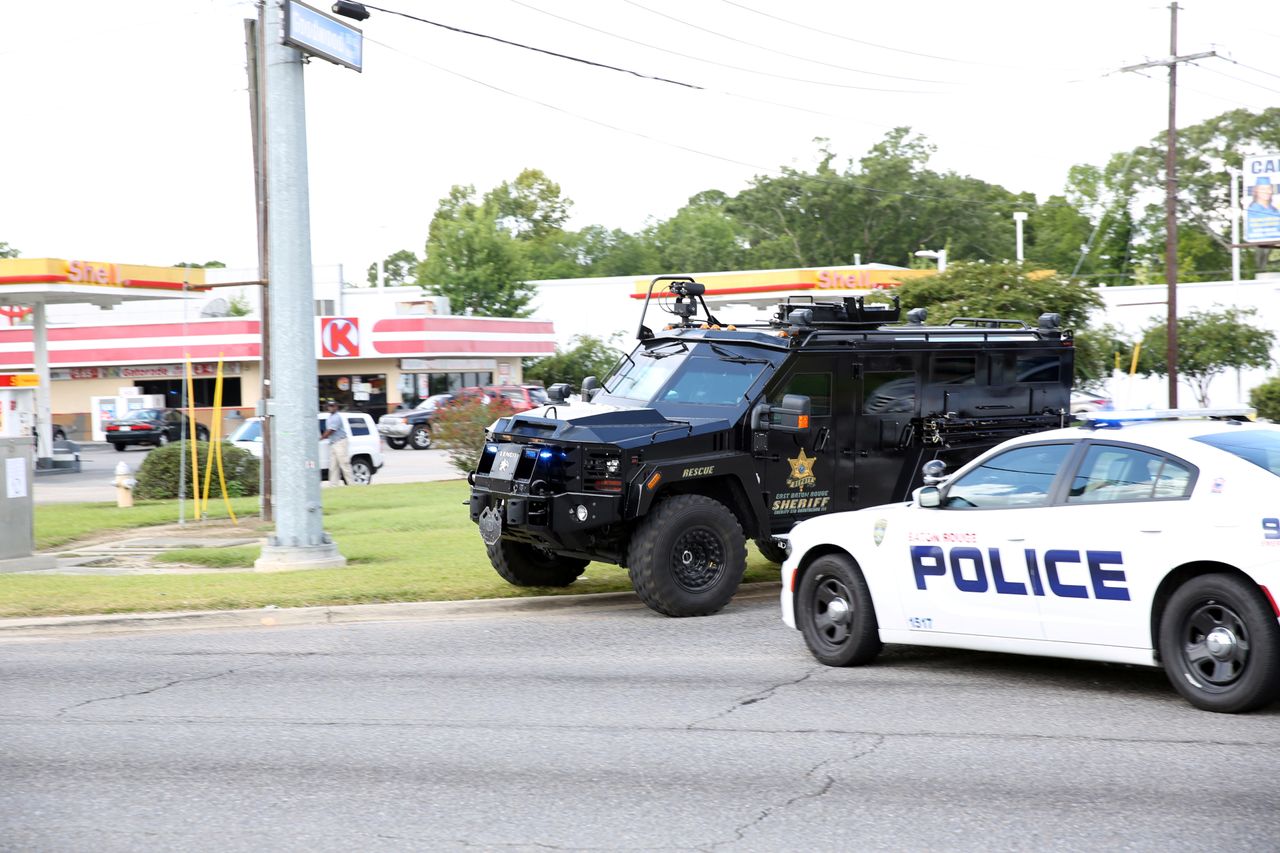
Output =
[{"x1": 320, "y1": 317, "x2": 360, "y2": 358}]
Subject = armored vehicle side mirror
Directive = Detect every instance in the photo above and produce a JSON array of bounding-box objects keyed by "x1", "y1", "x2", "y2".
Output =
[
  {"x1": 921, "y1": 459, "x2": 947, "y2": 485},
  {"x1": 547, "y1": 383, "x2": 572, "y2": 403},
  {"x1": 917, "y1": 486, "x2": 941, "y2": 508},
  {"x1": 582, "y1": 376, "x2": 599, "y2": 401},
  {"x1": 774, "y1": 394, "x2": 811, "y2": 431}
]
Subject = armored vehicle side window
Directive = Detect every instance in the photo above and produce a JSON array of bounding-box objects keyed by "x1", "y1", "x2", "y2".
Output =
[
  {"x1": 863, "y1": 372, "x2": 915, "y2": 414},
  {"x1": 932, "y1": 355, "x2": 976, "y2": 385},
  {"x1": 772, "y1": 373, "x2": 831, "y2": 415},
  {"x1": 1016, "y1": 355, "x2": 1061, "y2": 384}
]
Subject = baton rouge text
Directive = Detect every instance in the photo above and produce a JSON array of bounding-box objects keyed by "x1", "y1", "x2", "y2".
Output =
[{"x1": 910, "y1": 545, "x2": 1130, "y2": 600}]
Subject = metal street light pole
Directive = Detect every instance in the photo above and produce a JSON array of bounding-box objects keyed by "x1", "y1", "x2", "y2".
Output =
[
  {"x1": 254, "y1": 0, "x2": 344, "y2": 571},
  {"x1": 1013, "y1": 212, "x2": 1028, "y2": 265}
]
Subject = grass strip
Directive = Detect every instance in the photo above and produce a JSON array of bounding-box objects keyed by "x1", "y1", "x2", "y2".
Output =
[{"x1": 4, "y1": 482, "x2": 778, "y2": 618}]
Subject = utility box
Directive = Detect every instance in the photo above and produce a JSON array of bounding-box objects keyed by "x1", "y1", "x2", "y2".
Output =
[{"x1": 0, "y1": 437, "x2": 54, "y2": 572}]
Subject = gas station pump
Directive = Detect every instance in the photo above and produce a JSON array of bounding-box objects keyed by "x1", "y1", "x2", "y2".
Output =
[{"x1": 0, "y1": 373, "x2": 38, "y2": 440}]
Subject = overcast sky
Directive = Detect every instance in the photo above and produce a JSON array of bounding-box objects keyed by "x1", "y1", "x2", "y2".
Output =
[{"x1": 3, "y1": 0, "x2": 1277, "y2": 282}]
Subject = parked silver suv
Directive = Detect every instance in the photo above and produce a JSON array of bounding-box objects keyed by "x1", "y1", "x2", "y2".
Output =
[{"x1": 228, "y1": 412, "x2": 385, "y2": 484}]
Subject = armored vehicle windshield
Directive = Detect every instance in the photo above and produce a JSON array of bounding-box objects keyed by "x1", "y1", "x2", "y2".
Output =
[{"x1": 596, "y1": 341, "x2": 778, "y2": 411}]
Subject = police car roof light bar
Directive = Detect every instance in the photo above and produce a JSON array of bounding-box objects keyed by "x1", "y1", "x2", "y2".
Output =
[{"x1": 1080, "y1": 407, "x2": 1255, "y2": 429}]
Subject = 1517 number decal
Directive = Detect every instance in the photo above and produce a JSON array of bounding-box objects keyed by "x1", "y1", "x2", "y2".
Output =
[{"x1": 906, "y1": 616, "x2": 934, "y2": 629}]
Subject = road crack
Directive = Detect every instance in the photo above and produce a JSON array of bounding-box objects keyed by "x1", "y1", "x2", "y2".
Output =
[{"x1": 56, "y1": 665, "x2": 263, "y2": 716}]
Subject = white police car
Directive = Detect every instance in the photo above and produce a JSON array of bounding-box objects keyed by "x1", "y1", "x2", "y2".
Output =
[{"x1": 780, "y1": 409, "x2": 1280, "y2": 713}]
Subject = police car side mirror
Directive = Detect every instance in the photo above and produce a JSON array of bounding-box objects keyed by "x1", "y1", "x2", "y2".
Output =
[
  {"x1": 917, "y1": 486, "x2": 941, "y2": 508},
  {"x1": 768, "y1": 394, "x2": 812, "y2": 433}
]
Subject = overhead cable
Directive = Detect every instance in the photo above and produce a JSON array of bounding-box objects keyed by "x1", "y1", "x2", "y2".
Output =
[{"x1": 360, "y1": 2, "x2": 702, "y2": 89}]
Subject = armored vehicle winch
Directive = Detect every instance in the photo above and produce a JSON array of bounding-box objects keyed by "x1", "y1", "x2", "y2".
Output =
[{"x1": 469, "y1": 275, "x2": 1074, "y2": 617}]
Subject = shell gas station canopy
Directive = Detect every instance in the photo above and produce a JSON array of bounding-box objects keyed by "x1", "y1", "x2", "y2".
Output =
[
  {"x1": 0, "y1": 258, "x2": 205, "y2": 463},
  {"x1": 0, "y1": 258, "x2": 205, "y2": 308}
]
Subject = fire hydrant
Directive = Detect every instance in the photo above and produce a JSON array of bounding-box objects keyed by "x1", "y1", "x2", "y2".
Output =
[{"x1": 114, "y1": 461, "x2": 136, "y2": 508}]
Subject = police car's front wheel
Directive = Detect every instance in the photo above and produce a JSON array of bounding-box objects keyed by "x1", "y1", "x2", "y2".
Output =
[
  {"x1": 1158, "y1": 574, "x2": 1280, "y2": 713},
  {"x1": 797, "y1": 555, "x2": 882, "y2": 667},
  {"x1": 628, "y1": 495, "x2": 746, "y2": 617}
]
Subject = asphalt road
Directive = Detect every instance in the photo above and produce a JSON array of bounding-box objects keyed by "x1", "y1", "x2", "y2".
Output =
[
  {"x1": 3, "y1": 594, "x2": 1278, "y2": 852},
  {"x1": 33, "y1": 443, "x2": 460, "y2": 503}
]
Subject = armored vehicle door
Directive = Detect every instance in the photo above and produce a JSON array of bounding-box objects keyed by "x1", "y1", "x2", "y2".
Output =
[
  {"x1": 853, "y1": 354, "x2": 922, "y2": 508},
  {"x1": 759, "y1": 355, "x2": 854, "y2": 533}
]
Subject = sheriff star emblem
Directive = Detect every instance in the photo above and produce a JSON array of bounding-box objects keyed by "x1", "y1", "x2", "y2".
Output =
[{"x1": 786, "y1": 449, "x2": 818, "y2": 491}]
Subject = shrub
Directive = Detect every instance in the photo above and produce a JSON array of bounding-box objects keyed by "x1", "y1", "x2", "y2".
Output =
[
  {"x1": 1250, "y1": 376, "x2": 1280, "y2": 422},
  {"x1": 133, "y1": 441, "x2": 261, "y2": 500},
  {"x1": 431, "y1": 397, "x2": 517, "y2": 476}
]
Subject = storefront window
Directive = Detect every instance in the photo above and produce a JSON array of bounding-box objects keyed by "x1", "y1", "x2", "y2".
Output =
[
  {"x1": 137, "y1": 378, "x2": 242, "y2": 408},
  {"x1": 399, "y1": 371, "x2": 494, "y2": 407},
  {"x1": 319, "y1": 374, "x2": 388, "y2": 414}
]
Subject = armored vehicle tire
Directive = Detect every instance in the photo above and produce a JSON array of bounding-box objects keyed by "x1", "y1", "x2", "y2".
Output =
[
  {"x1": 796, "y1": 554, "x2": 882, "y2": 667},
  {"x1": 410, "y1": 425, "x2": 432, "y2": 450},
  {"x1": 627, "y1": 495, "x2": 746, "y2": 617},
  {"x1": 386, "y1": 437, "x2": 408, "y2": 450},
  {"x1": 755, "y1": 537, "x2": 788, "y2": 564},
  {"x1": 1158, "y1": 574, "x2": 1280, "y2": 713},
  {"x1": 488, "y1": 539, "x2": 588, "y2": 587}
]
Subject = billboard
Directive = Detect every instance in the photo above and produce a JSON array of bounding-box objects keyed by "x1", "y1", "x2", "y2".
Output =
[{"x1": 1243, "y1": 154, "x2": 1280, "y2": 244}]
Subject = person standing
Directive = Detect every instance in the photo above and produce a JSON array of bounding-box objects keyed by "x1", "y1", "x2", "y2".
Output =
[{"x1": 320, "y1": 400, "x2": 356, "y2": 486}]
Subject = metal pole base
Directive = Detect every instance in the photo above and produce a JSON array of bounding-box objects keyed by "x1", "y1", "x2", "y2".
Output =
[{"x1": 254, "y1": 541, "x2": 347, "y2": 572}]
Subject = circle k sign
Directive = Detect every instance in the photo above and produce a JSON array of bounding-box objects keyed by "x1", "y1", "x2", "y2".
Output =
[{"x1": 320, "y1": 317, "x2": 360, "y2": 358}]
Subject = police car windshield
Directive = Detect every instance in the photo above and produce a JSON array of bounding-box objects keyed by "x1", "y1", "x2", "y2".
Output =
[
  {"x1": 1193, "y1": 430, "x2": 1280, "y2": 477},
  {"x1": 601, "y1": 343, "x2": 768, "y2": 407}
]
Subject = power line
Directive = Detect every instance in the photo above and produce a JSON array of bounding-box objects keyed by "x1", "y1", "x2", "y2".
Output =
[
  {"x1": 362, "y1": 34, "x2": 1035, "y2": 212},
  {"x1": 619, "y1": 0, "x2": 952, "y2": 90},
  {"x1": 360, "y1": 3, "x2": 702, "y2": 89},
  {"x1": 715, "y1": 0, "x2": 1010, "y2": 69},
  {"x1": 1194, "y1": 63, "x2": 1280, "y2": 95}
]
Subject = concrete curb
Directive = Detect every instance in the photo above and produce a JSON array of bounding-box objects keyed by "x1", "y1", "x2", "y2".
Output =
[{"x1": 0, "y1": 582, "x2": 783, "y2": 638}]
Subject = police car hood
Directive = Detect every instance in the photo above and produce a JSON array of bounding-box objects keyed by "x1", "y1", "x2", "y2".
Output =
[{"x1": 493, "y1": 400, "x2": 732, "y2": 449}]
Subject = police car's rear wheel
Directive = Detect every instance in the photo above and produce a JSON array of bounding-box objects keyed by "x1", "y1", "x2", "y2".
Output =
[
  {"x1": 1158, "y1": 574, "x2": 1280, "y2": 713},
  {"x1": 797, "y1": 555, "x2": 882, "y2": 667},
  {"x1": 628, "y1": 495, "x2": 746, "y2": 617},
  {"x1": 488, "y1": 539, "x2": 588, "y2": 587}
]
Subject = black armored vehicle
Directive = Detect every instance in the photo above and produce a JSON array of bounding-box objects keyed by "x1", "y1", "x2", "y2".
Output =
[{"x1": 469, "y1": 276, "x2": 1074, "y2": 617}]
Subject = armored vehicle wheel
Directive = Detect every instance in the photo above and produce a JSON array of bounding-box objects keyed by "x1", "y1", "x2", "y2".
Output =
[
  {"x1": 1158, "y1": 574, "x2": 1280, "y2": 713},
  {"x1": 796, "y1": 554, "x2": 882, "y2": 667},
  {"x1": 409, "y1": 424, "x2": 432, "y2": 450},
  {"x1": 488, "y1": 539, "x2": 588, "y2": 587},
  {"x1": 386, "y1": 437, "x2": 408, "y2": 450},
  {"x1": 755, "y1": 537, "x2": 788, "y2": 564},
  {"x1": 627, "y1": 494, "x2": 746, "y2": 617}
]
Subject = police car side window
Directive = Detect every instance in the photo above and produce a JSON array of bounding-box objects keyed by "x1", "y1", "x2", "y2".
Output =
[
  {"x1": 1066, "y1": 445, "x2": 1193, "y2": 503},
  {"x1": 943, "y1": 444, "x2": 1072, "y2": 509}
]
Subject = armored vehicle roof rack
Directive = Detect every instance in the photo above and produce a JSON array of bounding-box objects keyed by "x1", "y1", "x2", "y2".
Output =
[{"x1": 772, "y1": 295, "x2": 900, "y2": 329}]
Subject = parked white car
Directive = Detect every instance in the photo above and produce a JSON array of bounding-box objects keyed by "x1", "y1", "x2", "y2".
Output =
[
  {"x1": 228, "y1": 412, "x2": 385, "y2": 484},
  {"x1": 781, "y1": 409, "x2": 1280, "y2": 713}
]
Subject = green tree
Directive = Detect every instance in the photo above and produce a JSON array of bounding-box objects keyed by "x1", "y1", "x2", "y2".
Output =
[
  {"x1": 0, "y1": 242, "x2": 19, "y2": 259},
  {"x1": 726, "y1": 131, "x2": 1032, "y2": 270},
  {"x1": 419, "y1": 185, "x2": 534, "y2": 317},
  {"x1": 654, "y1": 191, "x2": 745, "y2": 272},
  {"x1": 366, "y1": 249, "x2": 420, "y2": 287},
  {"x1": 523, "y1": 334, "x2": 626, "y2": 389},
  {"x1": 572, "y1": 225, "x2": 660, "y2": 277},
  {"x1": 173, "y1": 261, "x2": 226, "y2": 268},
  {"x1": 1134, "y1": 307, "x2": 1276, "y2": 406},
  {"x1": 890, "y1": 261, "x2": 1106, "y2": 386},
  {"x1": 1249, "y1": 376, "x2": 1280, "y2": 422}
]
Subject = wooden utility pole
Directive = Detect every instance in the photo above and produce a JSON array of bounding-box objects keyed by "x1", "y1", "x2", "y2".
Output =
[{"x1": 1120, "y1": 3, "x2": 1216, "y2": 408}]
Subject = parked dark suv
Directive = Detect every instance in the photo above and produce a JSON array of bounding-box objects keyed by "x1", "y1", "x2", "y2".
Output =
[
  {"x1": 104, "y1": 409, "x2": 209, "y2": 451},
  {"x1": 377, "y1": 393, "x2": 454, "y2": 450}
]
